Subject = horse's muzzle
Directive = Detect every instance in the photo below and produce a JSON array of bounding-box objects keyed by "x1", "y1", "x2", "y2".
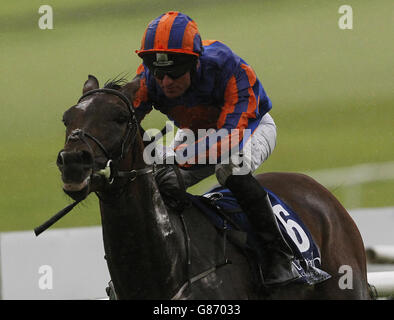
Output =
[{"x1": 57, "y1": 150, "x2": 94, "y2": 195}]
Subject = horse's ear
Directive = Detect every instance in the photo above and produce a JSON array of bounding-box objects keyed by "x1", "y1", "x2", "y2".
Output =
[
  {"x1": 83, "y1": 75, "x2": 99, "y2": 94},
  {"x1": 121, "y1": 78, "x2": 140, "y2": 102}
]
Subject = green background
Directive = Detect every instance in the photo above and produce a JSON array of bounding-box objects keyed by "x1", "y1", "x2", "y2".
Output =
[{"x1": 1, "y1": 0, "x2": 393, "y2": 232}]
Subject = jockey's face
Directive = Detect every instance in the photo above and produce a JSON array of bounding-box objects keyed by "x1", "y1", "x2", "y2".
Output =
[{"x1": 155, "y1": 72, "x2": 191, "y2": 99}]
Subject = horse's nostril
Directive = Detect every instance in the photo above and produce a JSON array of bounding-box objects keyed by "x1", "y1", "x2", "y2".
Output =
[
  {"x1": 57, "y1": 150, "x2": 92, "y2": 170},
  {"x1": 80, "y1": 150, "x2": 93, "y2": 167},
  {"x1": 56, "y1": 151, "x2": 65, "y2": 167}
]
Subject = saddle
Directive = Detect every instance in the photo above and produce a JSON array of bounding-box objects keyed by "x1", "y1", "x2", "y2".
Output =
[{"x1": 186, "y1": 186, "x2": 331, "y2": 286}]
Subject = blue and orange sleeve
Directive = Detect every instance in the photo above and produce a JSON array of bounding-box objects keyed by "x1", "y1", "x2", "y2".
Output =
[
  {"x1": 176, "y1": 63, "x2": 261, "y2": 168},
  {"x1": 217, "y1": 63, "x2": 260, "y2": 133}
]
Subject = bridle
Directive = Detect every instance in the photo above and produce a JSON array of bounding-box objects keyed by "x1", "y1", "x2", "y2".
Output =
[
  {"x1": 34, "y1": 88, "x2": 153, "y2": 236},
  {"x1": 76, "y1": 87, "x2": 137, "y2": 170},
  {"x1": 70, "y1": 88, "x2": 153, "y2": 184}
]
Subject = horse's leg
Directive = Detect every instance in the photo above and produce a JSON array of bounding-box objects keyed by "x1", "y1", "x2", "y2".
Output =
[{"x1": 255, "y1": 172, "x2": 371, "y2": 299}]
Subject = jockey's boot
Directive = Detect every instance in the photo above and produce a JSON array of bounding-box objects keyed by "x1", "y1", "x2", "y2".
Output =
[{"x1": 224, "y1": 173, "x2": 301, "y2": 286}]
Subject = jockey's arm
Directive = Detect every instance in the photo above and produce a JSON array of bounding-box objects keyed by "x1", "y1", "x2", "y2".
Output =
[{"x1": 175, "y1": 63, "x2": 266, "y2": 169}]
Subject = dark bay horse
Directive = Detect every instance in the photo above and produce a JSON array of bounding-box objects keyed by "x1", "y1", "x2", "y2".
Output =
[{"x1": 54, "y1": 75, "x2": 371, "y2": 299}]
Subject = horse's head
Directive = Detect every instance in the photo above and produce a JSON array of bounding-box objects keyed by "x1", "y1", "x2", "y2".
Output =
[{"x1": 57, "y1": 75, "x2": 139, "y2": 201}]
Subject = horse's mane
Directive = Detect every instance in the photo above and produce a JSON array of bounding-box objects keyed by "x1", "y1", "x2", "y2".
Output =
[{"x1": 104, "y1": 73, "x2": 130, "y2": 90}]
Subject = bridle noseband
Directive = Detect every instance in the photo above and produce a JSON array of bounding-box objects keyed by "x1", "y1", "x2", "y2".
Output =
[{"x1": 67, "y1": 128, "x2": 111, "y2": 159}]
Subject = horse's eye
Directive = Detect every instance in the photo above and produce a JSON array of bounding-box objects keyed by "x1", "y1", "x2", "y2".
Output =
[{"x1": 62, "y1": 119, "x2": 69, "y2": 127}]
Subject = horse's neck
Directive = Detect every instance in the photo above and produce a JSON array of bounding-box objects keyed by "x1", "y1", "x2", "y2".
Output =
[{"x1": 98, "y1": 135, "x2": 186, "y2": 299}]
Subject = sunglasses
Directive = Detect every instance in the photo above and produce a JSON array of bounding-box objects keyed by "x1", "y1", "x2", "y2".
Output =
[{"x1": 153, "y1": 65, "x2": 190, "y2": 80}]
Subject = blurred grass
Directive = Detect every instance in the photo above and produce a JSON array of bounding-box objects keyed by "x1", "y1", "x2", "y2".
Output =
[{"x1": 0, "y1": 0, "x2": 393, "y2": 231}]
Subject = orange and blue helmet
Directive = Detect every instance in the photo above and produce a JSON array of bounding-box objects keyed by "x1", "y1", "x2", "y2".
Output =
[{"x1": 136, "y1": 11, "x2": 203, "y2": 58}]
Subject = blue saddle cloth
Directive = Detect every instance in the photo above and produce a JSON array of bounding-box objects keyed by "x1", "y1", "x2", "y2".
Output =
[{"x1": 187, "y1": 185, "x2": 331, "y2": 285}]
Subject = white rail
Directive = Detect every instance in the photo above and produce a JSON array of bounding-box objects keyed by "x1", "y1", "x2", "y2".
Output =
[
  {"x1": 306, "y1": 161, "x2": 394, "y2": 208},
  {"x1": 306, "y1": 161, "x2": 394, "y2": 187}
]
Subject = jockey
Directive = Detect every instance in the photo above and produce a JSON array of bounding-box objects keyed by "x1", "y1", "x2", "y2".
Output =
[{"x1": 132, "y1": 11, "x2": 301, "y2": 287}]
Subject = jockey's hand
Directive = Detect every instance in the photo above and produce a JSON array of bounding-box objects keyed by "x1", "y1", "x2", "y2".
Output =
[
  {"x1": 154, "y1": 165, "x2": 177, "y2": 191},
  {"x1": 154, "y1": 164, "x2": 187, "y2": 212}
]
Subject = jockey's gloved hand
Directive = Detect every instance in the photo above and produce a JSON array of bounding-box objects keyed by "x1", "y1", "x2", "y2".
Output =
[
  {"x1": 154, "y1": 163, "x2": 187, "y2": 212},
  {"x1": 154, "y1": 164, "x2": 177, "y2": 192},
  {"x1": 154, "y1": 152, "x2": 179, "y2": 191}
]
